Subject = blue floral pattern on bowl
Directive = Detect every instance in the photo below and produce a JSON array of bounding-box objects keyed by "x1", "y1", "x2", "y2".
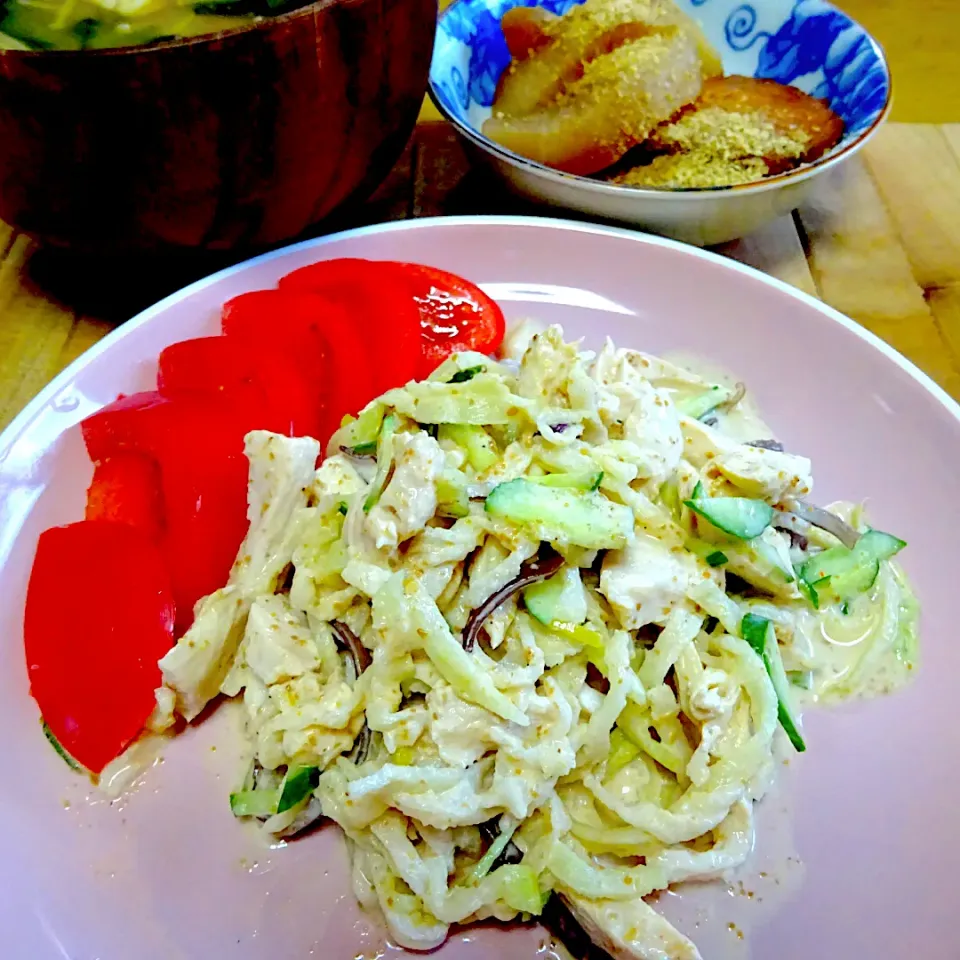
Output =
[{"x1": 431, "y1": 0, "x2": 889, "y2": 156}]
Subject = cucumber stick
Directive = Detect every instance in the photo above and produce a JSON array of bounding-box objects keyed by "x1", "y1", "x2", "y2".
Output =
[
  {"x1": 740, "y1": 613, "x2": 806, "y2": 752},
  {"x1": 448, "y1": 365, "x2": 485, "y2": 384},
  {"x1": 530, "y1": 471, "x2": 603, "y2": 492},
  {"x1": 229, "y1": 788, "x2": 280, "y2": 818},
  {"x1": 524, "y1": 565, "x2": 588, "y2": 625},
  {"x1": 684, "y1": 482, "x2": 773, "y2": 540},
  {"x1": 42, "y1": 719, "x2": 83, "y2": 772},
  {"x1": 363, "y1": 414, "x2": 399, "y2": 512},
  {"x1": 277, "y1": 765, "x2": 321, "y2": 813},
  {"x1": 857, "y1": 529, "x2": 907, "y2": 559},
  {"x1": 469, "y1": 821, "x2": 519, "y2": 882},
  {"x1": 677, "y1": 384, "x2": 738, "y2": 420},
  {"x1": 436, "y1": 470, "x2": 470, "y2": 518},
  {"x1": 659, "y1": 480, "x2": 681, "y2": 519},
  {"x1": 606, "y1": 728, "x2": 641, "y2": 778},
  {"x1": 346, "y1": 440, "x2": 377, "y2": 456},
  {"x1": 438, "y1": 423, "x2": 498, "y2": 473},
  {"x1": 685, "y1": 538, "x2": 728, "y2": 567},
  {"x1": 338, "y1": 403, "x2": 385, "y2": 452},
  {"x1": 799, "y1": 527, "x2": 906, "y2": 604},
  {"x1": 546, "y1": 620, "x2": 604, "y2": 649},
  {"x1": 496, "y1": 864, "x2": 544, "y2": 915},
  {"x1": 485, "y1": 479, "x2": 633, "y2": 549}
]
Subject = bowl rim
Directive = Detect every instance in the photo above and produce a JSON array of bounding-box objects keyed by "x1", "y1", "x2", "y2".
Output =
[
  {"x1": 428, "y1": 0, "x2": 893, "y2": 198},
  {"x1": 0, "y1": 0, "x2": 342, "y2": 57}
]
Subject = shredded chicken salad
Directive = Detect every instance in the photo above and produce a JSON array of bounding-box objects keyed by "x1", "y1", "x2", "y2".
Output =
[{"x1": 150, "y1": 323, "x2": 918, "y2": 959}]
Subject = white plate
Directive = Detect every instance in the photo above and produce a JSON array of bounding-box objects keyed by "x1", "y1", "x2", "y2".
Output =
[{"x1": 1, "y1": 216, "x2": 958, "y2": 960}]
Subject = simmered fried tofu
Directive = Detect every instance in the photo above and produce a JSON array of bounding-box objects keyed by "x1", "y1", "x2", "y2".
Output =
[
  {"x1": 649, "y1": 74, "x2": 845, "y2": 168},
  {"x1": 499, "y1": 6, "x2": 558, "y2": 61},
  {"x1": 611, "y1": 74, "x2": 845, "y2": 188},
  {"x1": 494, "y1": 19, "x2": 664, "y2": 120},
  {"x1": 488, "y1": 0, "x2": 842, "y2": 187},
  {"x1": 613, "y1": 151, "x2": 771, "y2": 189},
  {"x1": 483, "y1": 27, "x2": 704, "y2": 176},
  {"x1": 493, "y1": 0, "x2": 722, "y2": 117}
]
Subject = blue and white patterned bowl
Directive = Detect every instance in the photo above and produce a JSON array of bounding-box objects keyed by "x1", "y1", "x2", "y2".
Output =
[{"x1": 429, "y1": 0, "x2": 891, "y2": 245}]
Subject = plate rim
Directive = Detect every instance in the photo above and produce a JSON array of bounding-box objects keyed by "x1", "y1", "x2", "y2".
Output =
[
  {"x1": 2, "y1": 213, "x2": 959, "y2": 959},
  {"x1": 3, "y1": 214, "x2": 958, "y2": 466}
]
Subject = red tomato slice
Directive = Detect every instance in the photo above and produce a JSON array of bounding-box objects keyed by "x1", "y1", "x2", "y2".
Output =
[
  {"x1": 157, "y1": 335, "x2": 321, "y2": 438},
  {"x1": 394, "y1": 263, "x2": 506, "y2": 374},
  {"x1": 279, "y1": 260, "x2": 423, "y2": 398},
  {"x1": 81, "y1": 391, "x2": 169, "y2": 463},
  {"x1": 158, "y1": 336, "x2": 272, "y2": 420},
  {"x1": 24, "y1": 520, "x2": 175, "y2": 773},
  {"x1": 279, "y1": 258, "x2": 376, "y2": 290},
  {"x1": 82, "y1": 392, "x2": 252, "y2": 632},
  {"x1": 223, "y1": 289, "x2": 374, "y2": 438},
  {"x1": 85, "y1": 452, "x2": 164, "y2": 541},
  {"x1": 82, "y1": 391, "x2": 248, "y2": 465},
  {"x1": 221, "y1": 289, "x2": 327, "y2": 375},
  {"x1": 160, "y1": 450, "x2": 248, "y2": 632}
]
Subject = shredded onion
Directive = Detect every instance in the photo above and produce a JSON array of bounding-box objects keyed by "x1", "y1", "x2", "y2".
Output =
[
  {"x1": 462, "y1": 547, "x2": 565, "y2": 651},
  {"x1": 746, "y1": 439, "x2": 785, "y2": 452},
  {"x1": 717, "y1": 381, "x2": 747, "y2": 412},
  {"x1": 275, "y1": 796, "x2": 326, "y2": 839},
  {"x1": 339, "y1": 445, "x2": 376, "y2": 462},
  {"x1": 788, "y1": 501, "x2": 860, "y2": 549},
  {"x1": 331, "y1": 621, "x2": 373, "y2": 766},
  {"x1": 331, "y1": 620, "x2": 373, "y2": 675}
]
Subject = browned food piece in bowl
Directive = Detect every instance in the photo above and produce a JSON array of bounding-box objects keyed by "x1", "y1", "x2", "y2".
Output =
[
  {"x1": 648, "y1": 74, "x2": 845, "y2": 172},
  {"x1": 493, "y1": 0, "x2": 721, "y2": 117},
  {"x1": 612, "y1": 152, "x2": 771, "y2": 188},
  {"x1": 483, "y1": 26, "x2": 704, "y2": 176},
  {"x1": 500, "y1": 6, "x2": 559, "y2": 60}
]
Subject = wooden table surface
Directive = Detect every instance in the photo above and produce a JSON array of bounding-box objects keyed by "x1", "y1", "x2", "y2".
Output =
[{"x1": 1, "y1": 119, "x2": 960, "y2": 432}]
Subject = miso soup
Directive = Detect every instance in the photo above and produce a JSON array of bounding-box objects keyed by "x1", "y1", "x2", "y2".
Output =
[{"x1": 0, "y1": 0, "x2": 303, "y2": 50}]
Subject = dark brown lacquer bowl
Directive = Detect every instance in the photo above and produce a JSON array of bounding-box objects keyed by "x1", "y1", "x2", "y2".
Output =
[{"x1": 0, "y1": 0, "x2": 437, "y2": 254}]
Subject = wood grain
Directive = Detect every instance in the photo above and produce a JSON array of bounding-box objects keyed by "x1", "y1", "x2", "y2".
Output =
[
  {"x1": 927, "y1": 286, "x2": 960, "y2": 364},
  {"x1": 796, "y1": 159, "x2": 928, "y2": 320},
  {"x1": 717, "y1": 216, "x2": 819, "y2": 298},
  {"x1": 940, "y1": 124, "x2": 960, "y2": 163},
  {"x1": 0, "y1": 235, "x2": 78, "y2": 428},
  {"x1": 1, "y1": 121, "x2": 959, "y2": 435},
  {"x1": 863, "y1": 125, "x2": 960, "y2": 289},
  {"x1": 413, "y1": 124, "x2": 472, "y2": 219},
  {"x1": 796, "y1": 151, "x2": 960, "y2": 397}
]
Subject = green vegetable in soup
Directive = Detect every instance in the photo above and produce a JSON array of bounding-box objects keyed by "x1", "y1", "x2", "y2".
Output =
[{"x1": 0, "y1": 0, "x2": 306, "y2": 51}]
